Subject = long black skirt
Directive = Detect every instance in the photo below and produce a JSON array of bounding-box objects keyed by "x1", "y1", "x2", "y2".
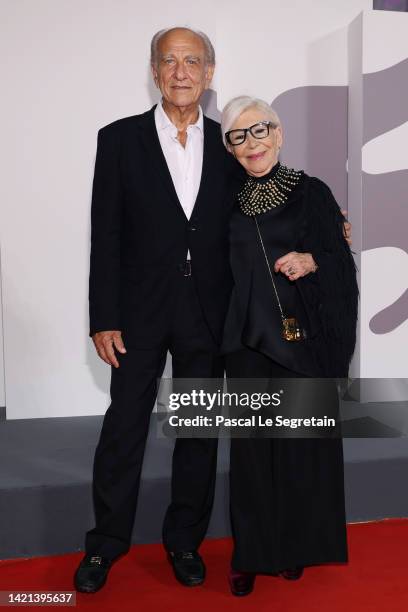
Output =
[{"x1": 226, "y1": 348, "x2": 348, "y2": 574}]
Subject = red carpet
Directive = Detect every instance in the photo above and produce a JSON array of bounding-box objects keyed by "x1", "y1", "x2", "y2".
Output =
[{"x1": 0, "y1": 520, "x2": 407, "y2": 611}]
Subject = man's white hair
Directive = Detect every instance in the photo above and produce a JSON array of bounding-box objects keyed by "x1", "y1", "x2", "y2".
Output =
[
  {"x1": 150, "y1": 27, "x2": 216, "y2": 67},
  {"x1": 221, "y1": 96, "x2": 281, "y2": 148}
]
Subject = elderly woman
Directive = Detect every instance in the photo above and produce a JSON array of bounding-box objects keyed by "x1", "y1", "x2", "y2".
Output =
[{"x1": 220, "y1": 96, "x2": 358, "y2": 596}]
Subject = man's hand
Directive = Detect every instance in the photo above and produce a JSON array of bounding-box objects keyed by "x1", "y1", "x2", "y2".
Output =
[
  {"x1": 92, "y1": 330, "x2": 126, "y2": 368},
  {"x1": 274, "y1": 251, "x2": 318, "y2": 281},
  {"x1": 341, "y1": 209, "x2": 352, "y2": 246}
]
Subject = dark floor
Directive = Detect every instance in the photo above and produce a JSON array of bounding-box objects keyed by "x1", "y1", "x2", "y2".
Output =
[{"x1": 1, "y1": 402, "x2": 408, "y2": 559}]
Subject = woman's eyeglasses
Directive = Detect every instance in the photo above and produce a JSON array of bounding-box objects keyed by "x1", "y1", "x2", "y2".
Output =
[{"x1": 225, "y1": 121, "x2": 276, "y2": 146}]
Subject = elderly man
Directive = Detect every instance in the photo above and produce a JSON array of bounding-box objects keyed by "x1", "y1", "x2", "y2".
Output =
[{"x1": 74, "y1": 27, "x2": 234, "y2": 593}]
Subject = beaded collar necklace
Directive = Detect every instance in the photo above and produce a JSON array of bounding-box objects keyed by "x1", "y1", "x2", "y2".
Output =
[{"x1": 237, "y1": 164, "x2": 303, "y2": 216}]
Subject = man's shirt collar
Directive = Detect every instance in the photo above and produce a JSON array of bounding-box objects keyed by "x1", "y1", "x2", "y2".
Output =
[{"x1": 155, "y1": 99, "x2": 203, "y2": 137}]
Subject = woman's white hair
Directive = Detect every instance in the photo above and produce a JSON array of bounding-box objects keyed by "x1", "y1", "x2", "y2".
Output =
[
  {"x1": 150, "y1": 27, "x2": 215, "y2": 67},
  {"x1": 221, "y1": 96, "x2": 281, "y2": 148}
]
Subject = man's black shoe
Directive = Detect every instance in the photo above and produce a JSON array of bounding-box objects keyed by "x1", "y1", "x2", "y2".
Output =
[
  {"x1": 280, "y1": 566, "x2": 304, "y2": 580},
  {"x1": 168, "y1": 551, "x2": 205, "y2": 586},
  {"x1": 74, "y1": 554, "x2": 114, "y2": 593},
  {"x1": 228, "y1": 568, "x2": 256, "y2": 596}
]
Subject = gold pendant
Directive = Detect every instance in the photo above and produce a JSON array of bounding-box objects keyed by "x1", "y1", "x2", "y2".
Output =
[{"x1": 282, "y1": 317, "x2": 306, "y2": 342}]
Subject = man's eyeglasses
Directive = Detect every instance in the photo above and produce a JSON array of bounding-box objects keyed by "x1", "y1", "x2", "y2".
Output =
[{"x1": 225, "y1": 121, "x2": 276, "y2": 146}]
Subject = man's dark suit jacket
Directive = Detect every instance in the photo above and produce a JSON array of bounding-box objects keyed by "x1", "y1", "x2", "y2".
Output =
[{"x1": 89, "y1": 105, "x2": 235, "y2": 347}]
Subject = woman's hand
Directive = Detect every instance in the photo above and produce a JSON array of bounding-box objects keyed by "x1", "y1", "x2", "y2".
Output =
[
  {"x1": 341, "y1": 209, "x2": 352, "y2": 245},
  {"x1": 274, "y1": 252, "x2": 318, "y2": 281}
]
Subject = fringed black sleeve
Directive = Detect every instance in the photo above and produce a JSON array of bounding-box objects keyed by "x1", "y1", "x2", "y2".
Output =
[{"x1": 300, "y1": 177, "x2": 359, "y2": 377}]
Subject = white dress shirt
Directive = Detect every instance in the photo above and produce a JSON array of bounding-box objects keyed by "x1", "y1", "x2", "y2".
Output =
[{"x1": 154, "y1": 100, "x2": 204, "y2": 225}]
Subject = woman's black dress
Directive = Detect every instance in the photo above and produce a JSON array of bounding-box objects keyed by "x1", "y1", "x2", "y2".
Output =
[{"x1": 223, "y1": 162, "x2": 358, "y2": 574}]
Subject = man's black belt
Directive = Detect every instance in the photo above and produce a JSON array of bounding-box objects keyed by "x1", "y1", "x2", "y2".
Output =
[{"x1": 178, "y1": 260, "x2": 192, "y2": 277}]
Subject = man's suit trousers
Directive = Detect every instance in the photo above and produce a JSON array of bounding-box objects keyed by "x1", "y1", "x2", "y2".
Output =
[{"x1": 85, "y1": 274, "x2": 224, "y2": 559}]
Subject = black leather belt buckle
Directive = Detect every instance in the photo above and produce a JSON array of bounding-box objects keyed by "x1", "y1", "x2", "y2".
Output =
[{"x1": 183, "y1": 260, "x2": 192, "y2": 277}]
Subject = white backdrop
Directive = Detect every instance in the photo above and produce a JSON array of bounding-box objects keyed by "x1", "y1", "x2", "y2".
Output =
[
  {"x1": 356, "y1": 11, "x2": 408, "y2": 380},
  {"x1": 1, "y1": 0, "x2": 405, "y2": 419},
  {"x1": 0, "y1": 0, "x2": 215, "y2": 418}
]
